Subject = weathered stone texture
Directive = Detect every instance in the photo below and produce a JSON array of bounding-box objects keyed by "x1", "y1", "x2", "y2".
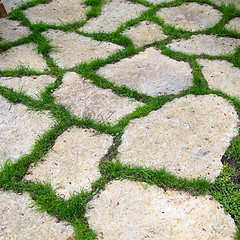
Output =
[
  {"x1": 225, "y1": 17, "x2": 240, "y2": 33},
  {"x1": 147, "y1": 0, "x2": 174, "y2": 4},
  {"x1": 3, "y1": 0, "x2": 29, "y2": 12},
  {"x1": 210, "y1": 0, "x2": 240, "y2": 10}
]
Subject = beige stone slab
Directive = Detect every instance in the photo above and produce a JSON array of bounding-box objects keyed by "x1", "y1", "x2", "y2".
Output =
[
  {"x1": 97, "y1": 47, "x2": 193, "y2": 96},
  {"x1": 210, "y1": 0, "x2": 240, "y2": 10},
  {"x1": 122, "y1": 21, "x2": 168, "y2": 48},
  {"x1": 54, "y1": 72, "x2": 142, "y2": 124},
  {"x1": 0, "y1": 75, "x2": 56, "y2": 99},
  {"x1": 157, "y1": 3, "x2": 222, "y2": 31},
  {"x1": 0, "y1": 95, "x2": 53, "y2": 165},
  {"x1": 0, "y1": 43, "x2": 48, "y2": 71},
  {"x1": 25, "y1": 127, "x2": 113, "y2": 198},
  {"x1": 79, "y1": 0, "x2": 148, "y2": 33},
  {"x1": 2, "y1": 0, "x2": 29, "y2": 12},
  {"x1": 167, "y1": 34, "x2": 240, "y2": 56},
  {"x1": 118, "y1": 94, "x2": 239, "y2": 181},
  {"x1": 86, "y1": 180, "x2": 237, "y2": 240},
  {"x1": 0, "y1": 191, "x2": 74, "y2": 240},
  {"x1": 225, "y1": 17, "x2": 240, "y2": 33},
  {"x1": 147, "y1": 0, "x2": 174, "y2": 4},
  {"x1": 43, "y1": 30, "x2": 123, "y2": 68},
  {"x1": 24, "y1": 0, "x2": 89, "y2": 26}
]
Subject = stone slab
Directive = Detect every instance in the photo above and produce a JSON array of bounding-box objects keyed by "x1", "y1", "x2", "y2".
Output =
[
  {"x1": 79, "y1": 0, "x2": 148, "y2": 33},
  {"x1": 210, "y1": 0, "x2": 240, "y2": 10},
  {"x1": 3, "y1": 0, "x2": 29, "y2": 12},
  {"x1": 54, "y1": 72, "x2": 142, "y2": 123},
  {"x1": 147, "y1": 0, "x2": 174, "y2": 4},
  {"x1": 86, "y1": 180, "x2": 237, "y2": 239},
  {"x1": 97, "y1": 47, "x2": 193, "y2": 96},
  {"x1": 25, "y1": 127, "x2": 113, "y2": 198},
  {"x1": 118, "y1": 94, "x2": 239, "y2": 181},
  {"x1": 43, "y1": 30, "x2": 123, "y2": 68},
  {"x1": 0, "y1": 191, "x2": 74, "y2": 239},
  {"x1": 225, "y1": 17, "x2": 240, "y2": 33},
  {"x1": 157, "y1": 3, "x2": 222, "y2": 31}
]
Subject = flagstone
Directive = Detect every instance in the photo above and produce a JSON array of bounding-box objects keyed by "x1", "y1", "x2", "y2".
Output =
[
  {"x1": 3, "y1": 0, "x2": 29, "y2": 12},
  {"x1": 147, "y1": 0, "x2": 174, "y2": 4},
  {"x1": 225, "y1": 17, "x2": 240, "y2": 33},
  {"x1": 210, "y1": 0, "x2": 240, "y2": 10}
]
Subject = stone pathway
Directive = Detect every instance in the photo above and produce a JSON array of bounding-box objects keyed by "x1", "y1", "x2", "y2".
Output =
[{"x1": 0, "y1": 0, "x2": 240, "y2": 239}]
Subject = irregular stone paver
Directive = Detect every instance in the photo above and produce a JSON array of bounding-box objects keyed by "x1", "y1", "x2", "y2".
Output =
[
  {"x1": 54, "y1": 72, "x2": 142, "y2": 123},
  {"x1": 122, "y1": 21, "x2": 168, "y2": 48},
  {"x1": 0, "y1": 191, "x2": 74, "y2": 239},
  {"x1": 118, "y1": 94, "x2": 239, "y2": 181},
  {"x1": 0, "y1": 95, "x2": 53, "y2": 165},
  {"x1": 198, "y1": 59, "x2": 240, "y2": 98},
  {"x1": 79, "y1": 0, "x2": 148, "y2": 33},
  {"x1": 0, "y1": 19, "x2": 30, "y2": 42},
  {"x1": 0, "y1": 75, "x2": 56, "y2": 99},
  {"x1": 3, "y1": 0, "x2": 29, "y2": 12},
  {"x1": 210, "y1": 0, "x2": 240, "y2": 10},
  {"x1": 25, "y1": 127, "x2": 113, "y2": 198},
  {"x1": 24, "y1": 0, "x2": 89, "y2": 26},
  {"x1": 225, "y1": 17, "x2": 240, "y2": 33},
  {"x1": 167, "y1": 34, "x2": 240, "y2": 55},
  {"x1": 86, "y1": 180, "x2": 237, "y2": 239},
  {"x1": 0, "y1": 43, "x2": 48, "y2": 71},
  {"x1": 97, "y1": 47, "x2": 193, "y2": 96},
  {"x1": 157, "y1": 3, "x2": 222, "y2": 31},
  {"x1": 147, "y1": 0, "x2": 174, "y2": 4},
  {"x1": 43, "y1": 30, "x2": 123, "y2": 68}
]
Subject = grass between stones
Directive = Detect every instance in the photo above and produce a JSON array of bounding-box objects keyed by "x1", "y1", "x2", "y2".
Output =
[{"x1": 0, "y1": 0, "x2": 240, "y2": 239}]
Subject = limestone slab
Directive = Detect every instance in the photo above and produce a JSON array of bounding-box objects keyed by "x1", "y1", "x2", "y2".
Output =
[
  {"x1": 79, "y1": 0, "x2": 148, "y2": 33},
  {"x1": 0, "y1": 95, "x2": 53, "y2": 165},
  {"x1": 122, "y1": 21, "x2": 168, "y2": 48},
  {"x1": 147, "y1": 0, "x2": 174, "y2": 4},
  {"x1": 0, "y1": 43, "x2": 48, "y2": 71},
  {"x1": 86, "y1": 180, "x2": 237, "y2": 240},
  {"x1": 24, "y1": 0, "x2": 88, "y2": 26},
  {"x1": 54, "y1": 72, "x2": 142, "y2": 123},
  {"x1": 225, "y1": 17, "x2": 240, "y2": 33},
  {"x1": 167, "y1": 34, "x2": 240, "y2": 55},
  {"x1": 0, "y1": 191, "x2": 74, "y2": 240},
  {"x1": 210, "y1": 0, "x2": 240, "y2": 10},
  {"x1": 97, "y1": 47, "x2": 193, "y2": 96},
  {"x1": 118, "y1": 94, "x2": 239, "y2": 181},
  {"x1": 3, "y1": 0, "x2": 29, "y2": 12},
  {"x1": 43, "y1": 30, "x2": 123, "y2": 68}
]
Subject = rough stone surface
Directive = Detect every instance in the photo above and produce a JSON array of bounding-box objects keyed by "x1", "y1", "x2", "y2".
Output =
[
  {"x1": 97, "y1": 47, "x2": 193, "y2": 96},
  {"x1": 157, "y1": 3, "x2": 222, "y2": 31},
  {"x1": 79, "y1": 0, "x2": 148, "y2": 33},
  {"x1": 86, "y1": 180, "x2": 237, "y2": 240},
  {"x1": 54, "y1": 72, "x2": 142, "y2": 123},
  {"x1": 210, "y1": 0, "x2": 240, "y2": 10},
  {"x1": 0, "y1": 43, "x2": 48, "y2": 71},
  {"x1": 225, "y1": 17, "x2": 240, "y2": 33},
  {"x1": 147, "y1": 0, "x2": 174, "y2": 4},
  {"x1": 0, "y1": 75, "x2": 56, "y2": 99},
  {"x1": 118, "y1": 94, "x2": 239, "y2": 181},
  {"x1": 167, "y1": 34, "x2": 240, "y2": 55},
  {"x1": 43, "y1": 30, "x2": 123, "y2": 68},
  {"x1": 198, "y1": 59, "x2": 240, "y2": 98},
  {"x1": 24, "y1": 0, "x2": 88, "y2": 26},
  {"x1": 0, "y1": 19, "x2": 30, "y2": 42},
  {"x1": 3, "y1": 0, "x2": 29, "y2": 12},
  {"x1": 122, "y1": 21, "x2": 168, "y2": 48},
  {"x1": 0, "y1": 191, "x2": 74, "y2": 240},
  {"x1": 25, "y1": 127, "x2": 113, "y2": 198},
  {"x1": 0, "y1": 95, "x2": 53, "y2": 165}
]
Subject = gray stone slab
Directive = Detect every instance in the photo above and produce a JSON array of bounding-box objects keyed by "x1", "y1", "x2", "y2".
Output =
[
  {"x1": 2, "y1": 0, "x2": 29, "y2": 12},
  {"x1": 0, "y1": 191, "x2": 74, "y2": 240},
  {"x1": 122, "y1": 21, "x2": 168, "y2": 48},
  {"x1": 43, "y1": 30, "x2": 123, "y2": 68},
  {"x1": 86, "y1": 180, "x2": 237, "y2": 239},
  {"x1": 0, "y1": 95, "x2": 53, "y2": 165},
  {"x1": 210, "y1": 0, "x2": 240, "y2": 10},
  {"x1": 118, "y1": 94, "x2": 239, "y2": 181},
  {"x1": 147, "y1": 0, "x2": 174, "y2": 4},
  {"x1": 167, "y1": 34, "x2": 240, "y2": 56},
  {"x1": 157, "y1": 3, "x2": 222, "y2": 31},
  {"x1": 54, "y1": 72, "x2": 142, "y2": 124},
  {"x1": 225, "y1": 17, "x2": 240, "y2": 33},
  {"x1": 25, "y1": 127, "x2": 113, "y2": 198},
  {"x1": 24, "y1": 0, "x2": 89, "y2": 26},
  {"x1": 97, "y1": 47, "x2": 193, "y2": 96},
  {"x1": 79, "y1": 0, "x2": 148, "y2": 33}
]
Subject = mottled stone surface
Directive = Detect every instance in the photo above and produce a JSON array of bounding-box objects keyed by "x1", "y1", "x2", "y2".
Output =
[
  {"x1": 54, "y1": 72, "x2": 142, "y2": 123},
  {"x1": 43, "y1": 30, "x2": 123, "y2": 68},
  {"x1": 24, "y1": 0, "x2": 88, "y2": 26},
  {"x1": 198, "y1": 59, "x2": 240, "y2": 98},
  {"x1": 25, "y1": 127, "x2": 113, "y2": 198},
  {"x1": 3, "y1": 0, "x2": 29, "y2": 12},
  {"x1": 0, "y1": 191, "x2": 74, "y2": 239},
  {"x1": 79, "y1": 0, "x2": 148, "y2": 33},
  {"x1": 0, "y1": 75, "x2": 56, "y2": 99},
  {"x1": 0, "y1": 43, "x2": 48, "y2": 71},
  {"x1": 210, "y1": 0, "x2": 240, "y2": 10},
  {"x1": 122, "y1": 21, "x2": 168, "y2": 48},
  {"x1": 225, "y1": 17, "x2": 240, "y2": 33},
  {"x1": 0, "y1": 95, "x2": 53, "y2": 165},
  {"x1": 118, "y1": 95, "x2": 239, "y2": 181},
  {"x1": 97, "y1": 47, "x2": 193, "y2": 96},
  {"x1": 86, "y1": 180, "x2": 237, "y2": 240},
  {"x1": 147, "y1": 0, "x2": 174, "y2": 4},
  {"x1": 167, "y1": 34, "x2": 240, "y2": 55}
]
